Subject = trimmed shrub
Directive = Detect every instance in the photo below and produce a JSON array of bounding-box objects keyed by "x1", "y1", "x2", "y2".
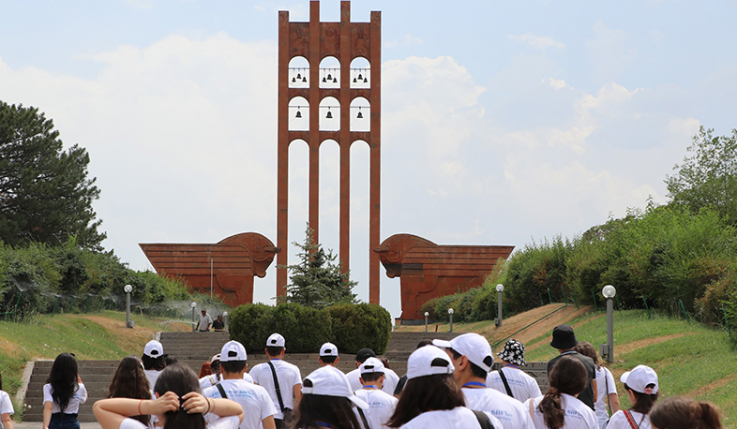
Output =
[
  {"x1": 325, "y1": 303, "x2": 392, "y2": 354},
  {"x1": 273, "y1": 303, "x2": 331, "y2": 353},
  {"x1": 228, "y1": 303, "x2": 275, "y2": 352}
]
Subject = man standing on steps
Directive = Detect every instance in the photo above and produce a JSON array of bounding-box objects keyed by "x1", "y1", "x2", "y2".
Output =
[
  {"x1": 355, "y1": 357, "x2": 398, "y2": 429},
  {"x1": 250, "y1": 333, "x2": 302, "y2": 429},
  {"x1": 434, "y1": 333, "x2": 529, "y2": 429},
  {"x1": 197, "y1": 308, "x2": 212, "y2": 332},
  {"x1": 318, "y1": 342, "x2": 340, "y2": 367},
  {"x1": 204, "y1": 340, "x2": 277, "y2": 429},
  {"x1": 547, "y1": 324, "x2": 597, "y2": 410}
]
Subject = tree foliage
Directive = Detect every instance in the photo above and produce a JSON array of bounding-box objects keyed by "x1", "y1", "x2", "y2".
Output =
[
  {"x1": 666, "y1": 127, "x2": 737, "y2": 224},
  {"x1": 280, "y1": 224, "x2": 358, "y2": 309},
  {"x1": 0, "y1": 101, "x2": 104, "y2": 249}
]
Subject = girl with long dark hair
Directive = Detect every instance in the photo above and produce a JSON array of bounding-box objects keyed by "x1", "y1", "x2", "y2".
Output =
[
  {"x1": 289, "y1": 365, "x2": 368, "y2": 429},
  {"x1": 607, "y1": 365, "x2": 659, "y2": 429},
  {"x1": 387, "y1": 346, "x2": 493, "y2": 429},
  {"x1": 43, "y1": 353, "x2": 87, "y2": 429},
  {"x1": 575, "y1": 341, "x2": 620, "y2": 428},
  {"x1": 107, "y1": 356, "x2": 151, "y2": 427},
  {"x1": 650, "y1": 396, "x2": 722, "y2": 429},
  {"x1": 93, "y1": 364, "x2": 243, "y2": 429},
  {"x1": 524, "y1": 355, "x2": 597, "y2": 429}
]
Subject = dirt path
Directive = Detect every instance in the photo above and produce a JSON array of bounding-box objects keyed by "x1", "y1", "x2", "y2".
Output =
[
  {"x1": 77, "y1": 315, "x2": 189, "y2": 354},
  {"x1": 613, "y1": 332, "x2": 697, "y2": 355},
  {"x1": 686, "y1": 372, "x2": 737, "y2": 398}
]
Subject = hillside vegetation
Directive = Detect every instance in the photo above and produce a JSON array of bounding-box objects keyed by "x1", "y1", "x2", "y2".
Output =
[{"x1": 403, "y1": 305, "x2": 737, "y2": 428}]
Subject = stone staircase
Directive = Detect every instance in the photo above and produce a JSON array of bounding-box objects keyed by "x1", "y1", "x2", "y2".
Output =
[{"x1": 21, "y1": 330, "x2": 548, "y2": 423}]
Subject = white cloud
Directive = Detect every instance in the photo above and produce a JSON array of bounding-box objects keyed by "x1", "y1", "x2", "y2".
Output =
[
  {"x1": 542, "y1": 77, "x2": 574, "y2": 90},
  {"x1": 507, "y1": 33, "x2": 565, "y2": 50}
]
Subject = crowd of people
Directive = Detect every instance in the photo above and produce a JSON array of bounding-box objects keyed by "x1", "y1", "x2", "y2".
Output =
[{"x1": 32, "y1": 323, "x2": 724, "y2": 429}]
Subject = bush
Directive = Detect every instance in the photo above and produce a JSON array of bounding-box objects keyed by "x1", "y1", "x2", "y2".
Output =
[
  {"x1": 229, "y1": 303, "x2": 391, "y2": 354},
  {"x1": 327, "y1": 303, "x2": 392, "y2": 354}
]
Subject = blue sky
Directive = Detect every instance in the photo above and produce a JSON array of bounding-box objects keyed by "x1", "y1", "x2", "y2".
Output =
[{"x1": 2, "y1": 0, "x2": 737, "y2": 319}]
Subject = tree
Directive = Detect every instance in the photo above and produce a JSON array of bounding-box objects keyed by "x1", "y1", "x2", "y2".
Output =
[
  {"x1": 665, "y1": 127, "x2": 737, "y2": 225},
  {"x1": 279, "y1": 224, "x2": 358, "y2": 309},
  {"x1": 0, "y1": 101, "x2": 105, "y2": 249}
]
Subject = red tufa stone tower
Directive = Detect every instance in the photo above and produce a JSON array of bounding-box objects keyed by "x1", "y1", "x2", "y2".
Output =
[{"x1": 276, "y1": 1, "x2": 382, "y2": 303}]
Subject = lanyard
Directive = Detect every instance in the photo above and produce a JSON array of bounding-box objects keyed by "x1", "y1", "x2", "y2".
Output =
[
  {"x1": 463, "y1": 381, "x2": 487, "y2": 388},
  {"x1": 363, "y1": 385, "x2": 379, "y2": 389},
  {"x1": 504, "y1": 364, "x2": 519, "y2": 369},
  {"x1": 316, "y1": 422, "x2": 332, "y2": 428}
]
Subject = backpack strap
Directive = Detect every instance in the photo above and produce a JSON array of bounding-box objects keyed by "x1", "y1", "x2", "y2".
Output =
[
  {"x1": 498, "y1": 368, "x2": 514, "y2": 398},
  {"x1": 471, "y1": 410, "x2": 495, "y2": 429},
  {"x1": 267, "y1": 361, "x2": 286, "y2": 413},
  {"x1": 357, "y1": 407, "x2": 371, "y2": 429},
  {"x1": 623, "y1": 410, "x2": 639, "y2": 429},
  {"x1": 216, "y1": 383, "x2": 227, "y2": 399}
]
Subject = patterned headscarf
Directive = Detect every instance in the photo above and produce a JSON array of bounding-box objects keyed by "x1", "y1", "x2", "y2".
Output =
[{"x1": 497, "y1": 339, "x2": 526, "y2": 366}]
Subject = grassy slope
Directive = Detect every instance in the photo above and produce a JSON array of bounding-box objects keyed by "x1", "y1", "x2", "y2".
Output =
[
  {"x1": 0, "y1": 310, "x2": 190, "y2": 418},
  {"x1": 398, "y1": 307, "x2": 737, "y2": 428}
]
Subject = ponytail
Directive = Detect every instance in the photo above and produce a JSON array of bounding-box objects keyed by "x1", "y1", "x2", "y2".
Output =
[{"x1": 538, "y1": 387, "x2": 565, "y2": 429}]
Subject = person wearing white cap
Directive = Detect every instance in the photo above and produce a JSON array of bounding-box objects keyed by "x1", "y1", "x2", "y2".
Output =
[
  {"x1": 249, "y1": 333, "x2": 302, "y2": 429},
  {"x1": 292, "y1": 365, "x2": 368, "y2": 429},
  {"x1": 354, "y1": 357, "x2": 398, "y2": 429},
  {"x1": 487, "y1": 338, "x2": 542, "y2": 403},
  {"x1": 142, "y1": 340, "x2": 166, "y2": 398},
  {"x1": 523, "y1": 355, "x2": 597, "y2": 429},
  {"x1": 606, "y1": 365, "x2": 659, "y2": 429},
  {"x1": 201, "y1": 354, "x2": 223, "y2": 390},
  {"x1": 318, "y1": 343, "x2": 340, "y2": 367},
  {"x1": 434, "y1": 333, "x2": 532, "y2": 429},
  {"x1": 203, "y1": 341, "x2": 278, "y2": 429},
  {"x1": 386, "y1": 345, "x2": 499, "y2": 429}
]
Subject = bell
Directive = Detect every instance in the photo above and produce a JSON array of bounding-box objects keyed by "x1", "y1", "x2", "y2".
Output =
[
  {"x1": 358, "y1": 73, "x2": 363, "y2": 80},
  {"x1": 327, "y1": 73, "x2": 332, "y2": 80},
  {"x1": 357, "y1": 110, "x2": 363, "y2": 119},
  {"x1": 353, "y1": 77, "x2": 357, "y2": 83},
  {"x1": 302, "y1": 76, "x2": 307, "y2": 83},
  {"x1": 326, "y1": 108, "x2": 333, "y2": 119},
  {"x1": 296, "y1": 110, "x2": 302, "y2": 118},
  {"x1": 292, "y1": 77, "x2": 296, "y2": 83},
  {"x1": 322, "y1": 76, "x2": 327, "y2": 83},
  {"x1": 333, "y1": 77, "x2": 338, "y2": 83},
  {"x1": 364, "y1": 77, "x2": 368, "y2": 83},
  {"x1": 296, "y1": 72, "x2": 302, "y2": 79}
]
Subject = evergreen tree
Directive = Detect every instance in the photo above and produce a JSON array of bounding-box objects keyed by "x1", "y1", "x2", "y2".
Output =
[
  {"x1": 0, "y1": 101, "x2": 105, "y2": 249},
  {"x1": 280, "y1": 224, "x2": 358, "y2": 308}
]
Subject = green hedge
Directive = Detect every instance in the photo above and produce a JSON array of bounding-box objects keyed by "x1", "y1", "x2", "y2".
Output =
[{"x1": 229, "y1": 302, "x2": 391, "y2": 354}]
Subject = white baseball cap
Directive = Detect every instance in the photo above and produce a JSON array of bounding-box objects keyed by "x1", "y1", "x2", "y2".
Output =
[
  {"x1": 302, "y1": 365, "x2": 368, "y2": 409},
  {"x1": 621, "y1": 365, "x2": 659, "y2": 394},
  {"x1": 143, "y1": 340, "x2": 163, "y2": 358},
  {"x1": 266, "y1": 333, "x2": 286, "y2": 348},
  {"x1": 406, "y1": 345, "x2": 455, "y2": 380},
  {"x1": 432, "y1": 333, "x2": 494, "y2": 373},
  {"x1": 210, "y1": 353, "x2": 221, "y2": 363},
  {"x1": 220, "y1": 341, "x2": 247, "y2": 362},
  {"x1": 360, "y1": 357, "x2": 385, "y2": 375},
  {"x1": 320, "y1": 342, "x2": 339, "y2": 357}
]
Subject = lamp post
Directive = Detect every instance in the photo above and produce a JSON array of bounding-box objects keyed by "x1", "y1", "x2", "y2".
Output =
[
  {"x1": 601, "y1": 285, "x2": 616, "y2": 362},
  {"x1": 191, "y1": 302, "x2": 197, "y2": 332},
  {"x1": 223, "y1": 311, "x2": 229, "y2": 331},
  {"x1": 424, "y1": 312, "x2": 429, "y2": 333},
  {"x1": 496, "y1": 284, "x2": 504, "y2": 327},
  {"x1": 448, "y1": 308, "x2": 454, "y2": 333},
  {"x1": 124, "y1": 285, "x2": 133, "y2": 328}
]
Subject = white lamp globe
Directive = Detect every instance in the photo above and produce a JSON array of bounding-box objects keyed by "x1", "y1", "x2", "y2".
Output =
[
  {"x1": 448, "y1": 308, "x2": 454, "y2": 315},
  {"x1": 123, "y1": 284, "x2": 133, "y2": 293},
  {"x1": 602, "y1": 285, "x2": 616, "y2": 299},
  {"x1": 191, "y1": 302, "x2": 197, "y2": 308},
  {"x1": 496, "y1": 284, "x2": 504, "y2": 292}
]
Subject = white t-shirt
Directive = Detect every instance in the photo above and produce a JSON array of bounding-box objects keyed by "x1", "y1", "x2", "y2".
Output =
[
  {"x1": 42, "y1": 383, "x2": 88, "y2": 414},
  {"x1": 487, "y1": 366, "x2": 543, "y2": 403},
  {"x1": 594, "y1": 367, "x2": 617, "y2": 428},
  {"x1": 347, "y1": 368, "x2": 362, "y2": 392},
  {"x1": 525, "y1": 393, "x2": 598, "y2": 429},
  {"x1": 119, "y1": 415, "x2": 240, "y2": 429},
  {"x1": 198, "y1": 313, "x2": 213, "y2": 331},
  {"x1": 464, "y1": 387, "x2": 532, "y2": 429},
  {"x1": 250, "y1": 359, "x2": 302, "y2": 419},
  {"x1": 399, "y1": 407, "x2": 497, "y2": 429},
  {"x1": 243, "y1": 372, "x2": 254, "y2": 383},
  {"x1": 144, "y1": 369, "x2": 161, "y2": 398},
  {"x1": 0, "y1": 390, "x2": 14, "y2": 416},
  {"x1": 204, "y1": 378, "x2": 277, "y2": 429},
  {"x1": 201, "y1": 374, "x2": 223, "y2": 390},
  {"x1": 607, "y1": 410, "x2": 651, "y2": 429},
  {"x1": 355, "y1": 388, "x2": 399, "y2": 429}
]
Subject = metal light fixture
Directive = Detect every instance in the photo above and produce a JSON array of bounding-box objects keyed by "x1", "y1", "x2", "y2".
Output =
[
  {"x1": 601, "y1": 285, "x2": 616, "y2": 362},
  {"x1": 424, "y1": 311, "x2": 429, "y2": 332},
  {"x1": 496, "y1": 284, "x2": 504, "y2": 328},
  {"x1": 448, "y1": 308, "x2": 454, "y2": 333},
  {"x1": 124, "y1": 284, "x2": 133, "y2": 328}
]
